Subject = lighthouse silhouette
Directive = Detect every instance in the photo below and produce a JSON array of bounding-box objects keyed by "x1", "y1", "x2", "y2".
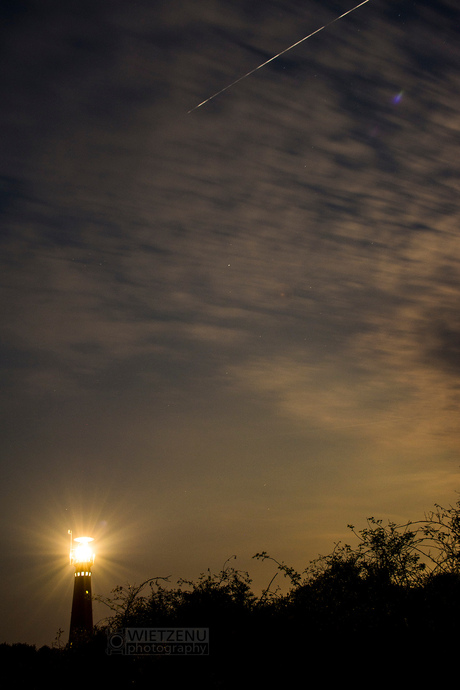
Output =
[{"x1": 68, "y1": 532, "x2": 95, "y2": 646}]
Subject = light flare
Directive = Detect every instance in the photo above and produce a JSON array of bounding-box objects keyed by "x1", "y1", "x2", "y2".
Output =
[{"x1": 69, "y1": 534, "x2": 95, "y2": 565}]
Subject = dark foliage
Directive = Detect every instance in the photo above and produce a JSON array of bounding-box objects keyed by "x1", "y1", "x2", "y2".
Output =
[{"x1": 4, "y1": 500, "x2": 460, "y2": 687}]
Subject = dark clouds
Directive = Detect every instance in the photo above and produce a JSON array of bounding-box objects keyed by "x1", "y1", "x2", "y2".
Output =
[{"x1": 1, "y1": 0, "x2": 460, "y2": 646}]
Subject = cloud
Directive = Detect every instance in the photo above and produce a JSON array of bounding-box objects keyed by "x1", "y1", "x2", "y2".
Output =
[{"x1": 1, "y1": 0, "x2": 460, "y2": 439}]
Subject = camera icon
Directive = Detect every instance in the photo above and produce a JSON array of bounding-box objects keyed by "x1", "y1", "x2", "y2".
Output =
[{"x1": 106, "y1": 630, "x2": 126, "y2": 655}]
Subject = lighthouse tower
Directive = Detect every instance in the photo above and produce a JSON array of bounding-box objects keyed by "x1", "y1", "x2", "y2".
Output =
[{"x1": 68, "y1": 532, "x2": 95, "y2": 646}]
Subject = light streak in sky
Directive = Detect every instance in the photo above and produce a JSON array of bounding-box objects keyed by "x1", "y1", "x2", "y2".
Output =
[{"x1": 188, "y1": 0, "x2": 373, "y2": 113}]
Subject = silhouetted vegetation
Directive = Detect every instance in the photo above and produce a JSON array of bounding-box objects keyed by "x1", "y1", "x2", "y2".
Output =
[{"x1": 4, "y1": 499, "x2": 460, "y2": 687}]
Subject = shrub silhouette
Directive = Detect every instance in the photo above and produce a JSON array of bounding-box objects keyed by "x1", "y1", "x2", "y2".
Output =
[{"x1": 4, "y1": 499, "x2": 460, "y2": 686}]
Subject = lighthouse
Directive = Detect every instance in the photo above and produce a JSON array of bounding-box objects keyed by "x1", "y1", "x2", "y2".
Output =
[{"x1": 68, "y1": 532, "x2": 95, "y2": 646}]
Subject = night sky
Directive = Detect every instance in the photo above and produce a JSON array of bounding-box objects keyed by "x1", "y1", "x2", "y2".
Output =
[{"x1": 2, "y1": 0, "x2": 460, "y2": 647}]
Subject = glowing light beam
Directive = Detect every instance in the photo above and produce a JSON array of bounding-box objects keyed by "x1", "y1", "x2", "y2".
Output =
[{"x1": 188, "y1": 0, "x2": 373, "y2": 113}]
